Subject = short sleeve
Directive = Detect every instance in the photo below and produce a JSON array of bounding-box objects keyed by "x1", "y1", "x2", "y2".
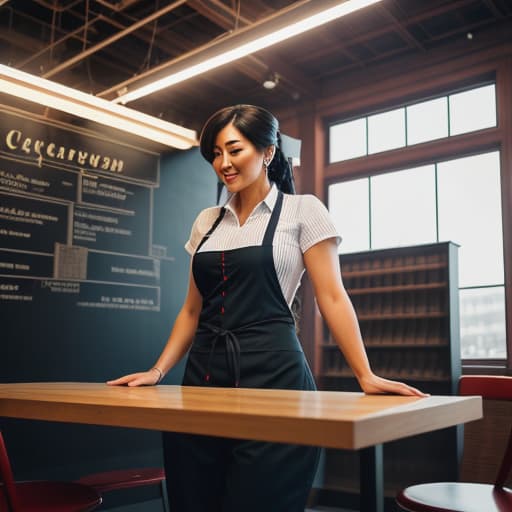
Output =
[
  {"x1": 298, "y1": 195, "x2": 341, "y2": 253},
  {"x1": 184, "y1": 207, "x2": 222, "y2": 255}
]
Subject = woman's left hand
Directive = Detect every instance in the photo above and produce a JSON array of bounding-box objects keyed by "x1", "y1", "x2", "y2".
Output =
[{"x1": 358, "y1": 373, "x2": 429, "y2": 397}]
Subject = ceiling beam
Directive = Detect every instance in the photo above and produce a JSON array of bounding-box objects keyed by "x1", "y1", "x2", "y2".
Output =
[
  {"x1": 481, "y1": 0, "x2": 506, "y2": 18},
  {"x1": 299, "y1": 0, "x2": 477, "y2": 63},
  {"x1": 41, "y1": 0, "x2": 187, "y2": 79},
  {"x1": 16, "y1": 14, "x2": 103, "y2": 69},
  {"x1": 377, "y1": 3, "x2": 425, "y2": 51},
  {"x1": 187, "y1": 0, "x2": 317, "y2": 97}
]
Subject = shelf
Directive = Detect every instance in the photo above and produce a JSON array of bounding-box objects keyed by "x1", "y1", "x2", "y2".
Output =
[
  {"x1": 318, "y1": 242, "x2": 461, "y2": 497},
  {"x1": 346, "y1": 282, "x2": 446, "y2": 295},
  {"x1": 357, "y1": 311, "x2": 446, "y2": 320},
  {"x1": 321, "y1": 371, "x2": 451, "y2": 382},
  {"x1": 321, "y1": 342, "x2": 448, "y2": 349},
  {"x1": 341, "y1": 261, "x2": 446, "y2": 278}
]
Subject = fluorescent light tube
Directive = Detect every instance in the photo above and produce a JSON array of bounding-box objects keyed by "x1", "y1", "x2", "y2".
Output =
[
  {"x1": 0, "y1": 64, "x2": 197, "y2": 149},
  {"x1": 114, "y1": 0, "x2": 382, "y2": 105}
]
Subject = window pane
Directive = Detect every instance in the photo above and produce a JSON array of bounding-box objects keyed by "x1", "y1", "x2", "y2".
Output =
[
  {"x1": 370, "y1": 165, "x2": 436, "y2": 249},
  {"x1": 407, "y1": 97, "x2": 448, "y2": 145},
  {"x1": 329, "y1": 118, "x2": 367, "y2": 163},
  {"x1": 437, "y1": 151, "x2": 503, "y2": 287},
  {"x1": 328, "y1": 178, "x2": 370, "y2": 254},
  {"x1": 460, "y1": 286, "x2": 506, "y2": 359},
  {"x1": 449, "y1": 84, "x2": 496, "y2": 135},
  {"x1": 368, "y1": 108, "x2": 405, "y2": 154}
]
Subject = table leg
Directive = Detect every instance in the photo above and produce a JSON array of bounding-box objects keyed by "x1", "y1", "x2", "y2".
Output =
[{"x1": 359, "y1": 444, "x2": 384, "y2": 512}]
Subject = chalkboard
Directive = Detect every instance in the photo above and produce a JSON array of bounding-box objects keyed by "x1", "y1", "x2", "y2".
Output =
[
  {"x1": 0, "y1": 108, "x2": 164, "y2": 311},
  {"x1": 0, "y1": 107, "x2": 217, "y2": 500}
]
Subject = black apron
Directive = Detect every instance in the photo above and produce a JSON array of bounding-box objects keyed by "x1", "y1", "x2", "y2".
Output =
[{"x1": 163, "y1": 191, "x2": 319, "y2": 512}]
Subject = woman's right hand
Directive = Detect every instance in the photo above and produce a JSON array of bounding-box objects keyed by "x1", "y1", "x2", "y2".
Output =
[{"x1": 107, "y1": 368, "x2": 161, "y2": 387}]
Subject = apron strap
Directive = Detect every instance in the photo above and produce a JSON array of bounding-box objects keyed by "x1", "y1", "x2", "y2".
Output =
[
  {"x1": 262, "y1": 191, "x2": 284, "y2": 246},
  {"x1": 195, "y1": 207, "x2": 226, "y2": 253}
]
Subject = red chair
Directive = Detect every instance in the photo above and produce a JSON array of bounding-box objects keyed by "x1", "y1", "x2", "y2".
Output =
[
  {"x1": 76, "y1": 467, "x2": 168, "y2": 511},
  {"x1": 396, "y1": 375, "x2": 512, "y2": 512},
  {"x1": 0, "y1": 430, "x2": 101, "y2": 512}
]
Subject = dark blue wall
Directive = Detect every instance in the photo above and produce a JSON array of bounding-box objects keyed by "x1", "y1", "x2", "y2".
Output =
[{"x1": 1, "y1": 147, "x2": 216, "y2": 486}]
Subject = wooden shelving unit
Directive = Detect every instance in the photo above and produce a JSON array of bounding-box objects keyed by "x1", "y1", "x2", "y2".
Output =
[{"x1": 317, "y1": 242, "x2": 461, "y2": 502}]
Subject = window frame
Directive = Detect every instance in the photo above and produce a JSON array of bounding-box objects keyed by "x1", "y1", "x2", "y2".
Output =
[{"x1": 322, "y1": 70, "x2": 511, "y2": 374}]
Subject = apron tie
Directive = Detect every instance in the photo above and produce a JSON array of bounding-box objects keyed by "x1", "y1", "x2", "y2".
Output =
[
  {"x1": 202, "y1": 322, "x2": 241, "y2": 387},
  {"x1": 199, "y1": 317, "x2": 294, "y2": 387}
]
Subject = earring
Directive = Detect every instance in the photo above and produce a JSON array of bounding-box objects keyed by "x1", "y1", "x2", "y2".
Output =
[{"x1": 263, "y1": 159, "x2": 270, "y2": 168}]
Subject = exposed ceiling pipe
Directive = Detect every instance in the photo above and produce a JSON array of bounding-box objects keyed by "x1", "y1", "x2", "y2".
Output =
[
  {"x1": 98, "y1": 0, "x2": 318, "y2": 99},
  {"x1": 32, "y1": 0, "x2": 83, "y2": 12},
  {"x1": 11, "y1": 1, "x2": 235, "y2": 100},
  {"x1": 41, "y1": 0, "x2": 187, "y2": 79},
  {"x1": 17, "y1": 14, "x2": 104, "y2": 69},
  {"x1": 32, "y1": 0, "x2": 140, "y2": 12},
  {"x1": 191, "y1": 0, "x2": 316, "y2": 95},
  {"x1": 94, "y1": 0, "x2": 143, "y2": 11}
]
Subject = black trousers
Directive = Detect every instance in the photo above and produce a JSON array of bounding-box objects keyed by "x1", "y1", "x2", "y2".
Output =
[
  {"x1": 162, "y1": 348, "x2": 320, "y2": 512},
  {"x1": 163, "y1": 431, "x2": 319, "y2": 512}
]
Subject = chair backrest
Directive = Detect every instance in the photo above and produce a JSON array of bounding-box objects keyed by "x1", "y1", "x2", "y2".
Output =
[
  {"x1": 459, "y1": 375, "x2": 512, "y2": 489},
  {"x1": 0, "y1": 431, "x2": 21, "y2": 512}
]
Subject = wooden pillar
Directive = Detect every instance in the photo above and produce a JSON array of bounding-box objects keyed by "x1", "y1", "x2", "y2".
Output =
[
  {"x1": 294, "y1": 104, "x2": 326, "y2": 377},
  {"x1": 496, "y1": 58, "x2": 512, "y2": 373}
]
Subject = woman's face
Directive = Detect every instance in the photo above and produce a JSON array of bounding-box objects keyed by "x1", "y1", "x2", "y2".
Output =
[{"x1": 212, "y1": 122, "x2": 271, "y2": 193}]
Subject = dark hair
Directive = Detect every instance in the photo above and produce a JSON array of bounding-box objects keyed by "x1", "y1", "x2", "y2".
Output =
[{"x1": 199, "y1": 104, "x2": 295, "y2": 194}]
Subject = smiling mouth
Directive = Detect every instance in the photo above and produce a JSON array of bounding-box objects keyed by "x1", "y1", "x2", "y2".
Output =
[{"x1": 223, "y1": 174, "x2": 238, "y2": 183}]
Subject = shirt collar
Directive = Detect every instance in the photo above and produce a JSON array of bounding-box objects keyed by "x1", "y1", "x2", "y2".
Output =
[{"x1": 224, "y1": 182, "x2": 278, "y2": 215}]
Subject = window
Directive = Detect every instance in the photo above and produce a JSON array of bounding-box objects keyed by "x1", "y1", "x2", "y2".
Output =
[
  {"x1": 460, "y1": 287, "x2": 505, "y2": 359},
  {"x1": 370, "y1": 165, "x2": 436, "y2": 249},
  {"x1": 328, "y1": 84, "x2": 497, "y2": 164},
  {"x1": 368, "y1": 108, "x2": 405, "y2": 154},
  {"x1": 329, "y1": 118, "x2": 366, "y2": 163},
  {"x1": 406, "y1": 97, "x2": 448, "y2": 145},
  {"x1": 449, "y1": 84, "x2": 497, "y2": 136},
  {"x1": 328, "y1": 178, "x2": 369, "y2": 253},
  {"x1": 328, "y1": 151, "x2": 505, "y2": 359},
  {"x1": 437, "y1": 152, "x2": 503, "y2": 288},
  {"x1": 327, "y1": 81, "x2": 504, "y2": 361}
]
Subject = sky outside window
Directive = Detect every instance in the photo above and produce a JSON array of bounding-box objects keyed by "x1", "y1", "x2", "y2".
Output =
[
  {"x1": 367, "y1": 108, "x2": 406, "y2": 154},
  {"x1": 437, "y1": 151, "x2": 503, "y2": 287},
  {"x1": 329, "y1": 118, "x2": 366, "y2": 163},
  {"x1": 407, "y1": 97, "x2": 448, "y2": 145},
  {"x1": 328, "y1": 178, "x2": 370, "y2": 254},
  {"x1": 370, "y1": 165, "x2": 437, "y2": 249},
  {"x1": 449, "y1": 84, "x2": 497, "y2": 136}
]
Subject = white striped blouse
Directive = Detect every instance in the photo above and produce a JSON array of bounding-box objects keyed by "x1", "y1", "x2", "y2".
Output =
[{"x1": 185, "y1": 183, "x2": 341, "y2": 308}]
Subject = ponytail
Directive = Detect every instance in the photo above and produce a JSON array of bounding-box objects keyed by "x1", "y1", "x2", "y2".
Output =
[
  {"x1": 267, "y1": 132, "x2": 295, "y2": 195},
  {"x1": 269, "y1": 135, "x2": 300, "y2": 327}
]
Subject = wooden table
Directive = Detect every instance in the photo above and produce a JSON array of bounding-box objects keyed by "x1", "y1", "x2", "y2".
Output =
[{"x1": 0, "y1": 382, "x2": 482, "y2": 512}]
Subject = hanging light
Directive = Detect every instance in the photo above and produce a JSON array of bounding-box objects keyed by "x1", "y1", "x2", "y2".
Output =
[
  {"x1": 0, "y1": 64, "x2": 197, "y2": 149},
  {"x1": 113, "y1": 0, "x2": 383, "y2": 105},
  {"x1": 263, "y1": 73, "x2": 279, "y2": 90}
]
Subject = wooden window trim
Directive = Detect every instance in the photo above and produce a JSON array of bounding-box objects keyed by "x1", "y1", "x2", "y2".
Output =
[{"x1": 320, "y1": 59, "x2": 512, "y2": 374}]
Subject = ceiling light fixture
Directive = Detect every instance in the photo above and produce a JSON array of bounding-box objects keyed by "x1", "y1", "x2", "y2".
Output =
[
  {"x1": 113, "y1": 0, "x2": 383, "y2": 105},
  {"x1": 0, "y1": 64, "x2": 197, "y2": 149},
  {"x1": 263, "y1": 72, "x2": 279, "y2": 90}
]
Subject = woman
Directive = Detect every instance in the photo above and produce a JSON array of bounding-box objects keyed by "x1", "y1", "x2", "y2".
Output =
[{"x1": 108, "y1": 104, "x2": 425, "y2": 511}]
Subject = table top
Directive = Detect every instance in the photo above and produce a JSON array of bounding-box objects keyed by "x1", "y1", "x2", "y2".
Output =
[{"x1": 0, "y1": 382, "x2": 482, "y2": 450}]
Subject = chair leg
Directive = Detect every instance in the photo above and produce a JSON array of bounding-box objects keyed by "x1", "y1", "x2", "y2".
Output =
[{"x1": 160, "y1": 479, "x2": 170, "y2": 512}]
